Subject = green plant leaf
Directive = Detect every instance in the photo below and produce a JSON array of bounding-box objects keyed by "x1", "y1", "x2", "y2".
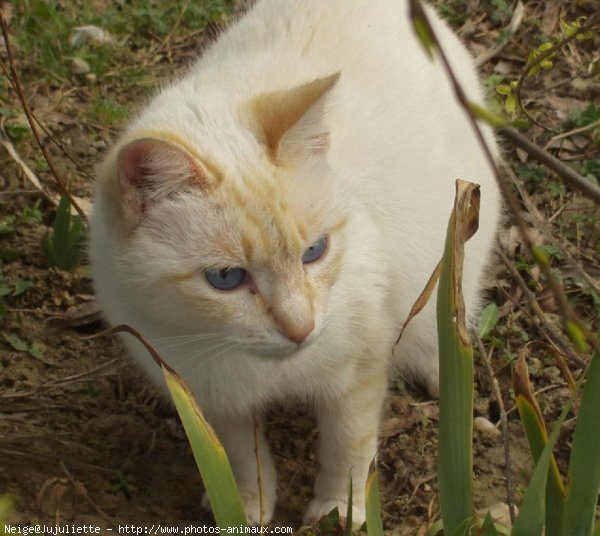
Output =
[
  {"x1": 41, "y1": 195, "x2": 85, "y2": 272},
  {"x1": 562, "y1": 354, "x2": 600, "y2": 536},
  {"x1": 3, "y1": 333, "x2": 29, "y2": 352},
  {"x1": 28, "y1": 341, "x2": 51, "y2": 364},
  {"x1": 480, "y1": 513, "x2": 500, "y2": 536},
  {"x1": 512, "y1": 387, "x2": 578, "y2": 536},
  {"x1": 53, "y1": 195, "x2": 72, "y2": 265},
  {"x1": 468, "y1": 101, "x2": 509, "y2": 128},
  {"x1": 12, "y1": 280, "x2": 34, "y2": 296},
  {"x1": 0, "y1": 494, "x2": 14, "y2": 530},
  {"x1": 436, "y1": 181, "x2": 480, "y2": 535},
  {"x1": 450, "y1": 517, "x2": 473, "y2": 536},
  {"x1": 41, "y1": 230, "x2": 56, "y2": 267},
  {"x1": 425, "y1": 519, "x2": 444, "y2": 536},
  {"x1": 162, "y1": 365, "x2": 247, "y2": 528},
  {"x1": 0, "y1": 281, "x2": 11, "y2": 297},
  {"x1": 408, "y1": 0, "x2": 436, "y2": 59},
  {"x1": 477, "y1": 303, "x2": 500, "y2": 339},
  {"x1": 564, "y1": 321, "x2": 589, "y2": 353},
  {"x1": 365, "y1": 460, "x2": 384, "y2": 536},
  {"x1": 106, "y1": 324, "x2": 248, "y2": 528},
  {"x1": 319, "y1": 507, "x2": 340, "y2": 533},
  {"x1": 513, "y1": 351, "x2": 565, "y2": 536}
]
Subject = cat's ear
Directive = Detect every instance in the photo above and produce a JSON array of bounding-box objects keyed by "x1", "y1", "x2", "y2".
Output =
[
  {"x1": 251, "y1": 73, "x2": 340, "y2": 163},
  {"x1": 116, "y1": 138, "x2": 206, "y2": 227}
]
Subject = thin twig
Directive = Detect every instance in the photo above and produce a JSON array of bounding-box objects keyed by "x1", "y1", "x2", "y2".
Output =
[
  {"x1": 544, "y1": 119, "x2": 600, "y2": 149},
  {"x1": 33, "y1": 115, "x2": 95, "y2": 180},
  {"x1": 499, "y1": 127, "x2": 600, "y2": 204},
  {"x1": 252, "y1": 413, "x2": 266, "y2": 527},
  {"x1": 0, "y1": 447, "x2": 117, "y2": 474},
  {"x1": 59, "y1": 461, "x2": 116, "y2": 528},
  {"x1": 504, "y1": 164, "x2": 600, "y2": 297},
  {"x1": 411, "y1": 0, "x2": 599, "y2": 357},
  {"x1": 497, "y1": 248, "x2": 586, "y2": 369},
  {"x1": 0, "y1": 12, "x2": 88, "y2": 222},
  {"x1": 514, "y1": 12, "x2": 600, "y2": 131},
  {"x1": 476, "y1": 339, "x2": 516, "y2": 524}
]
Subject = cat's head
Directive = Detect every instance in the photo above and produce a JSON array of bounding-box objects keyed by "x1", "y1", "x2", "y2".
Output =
[{"x1": 94, "y1": 74, "x2": 349, "y2": 358}]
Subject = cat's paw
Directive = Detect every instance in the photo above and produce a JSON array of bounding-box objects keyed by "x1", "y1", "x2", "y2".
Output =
[
  {"x1": 202, "y1": 488, "x2": 275, "y2": 526},
  {"x1": 303, "y1": 497, "x2": 365, "y2": 527}
]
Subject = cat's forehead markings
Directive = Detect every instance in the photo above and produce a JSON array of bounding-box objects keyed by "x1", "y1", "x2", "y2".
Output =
[
  {"x1": 130, "y1": 129, "x2": 225, "y2": 187},
  {"x1": 241, "y1": 233, "x2": 254, "y2": 263},
  {"x1": 221, "y1": 178, "x2": 303, "y2": 258}
]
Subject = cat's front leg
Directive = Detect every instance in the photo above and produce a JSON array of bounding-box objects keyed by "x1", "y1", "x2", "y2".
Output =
[
  {"x1": 204, "y1": 412, "x2": 276, "y2": 525},
  {"x1": 304, "y1": 368, "x2": 388, "y2": 526}
]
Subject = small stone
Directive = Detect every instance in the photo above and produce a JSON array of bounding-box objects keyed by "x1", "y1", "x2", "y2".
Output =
[
  {"x1": 474, "y1": 416, "x2": 501, "y2": 436},
  {"x1": 478, "y1": 502, "x2": 516, "y2": 527},
  {"x1": 71, "y1": 57, "x2": 90, "y2": 74}
]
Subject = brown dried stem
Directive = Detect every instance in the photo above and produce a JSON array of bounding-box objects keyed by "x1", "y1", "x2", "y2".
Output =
[
  {"x1": 0, "y1": 10, "x2": 88, "y2": 222},
  {"x1": 410, "y1": 0, "x2": 599, "y2": 358},
  {"x1": 497, "y1": 247, "x2": 586, "y2": 369},
  {"x1": 504, "y1": 163, "x2": 600, "y2": 297},
  {"x1": 499, "y1": 127, "x2": 600, "y2": 204}
]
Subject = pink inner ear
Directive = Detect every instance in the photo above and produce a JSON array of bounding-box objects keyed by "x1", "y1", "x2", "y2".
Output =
[
  {"x1": 116, "y1": 137, "x2": 205, "y2": 226},
  {"x1": 119, "y1": 139, "x2": 157, "y2": 188}
]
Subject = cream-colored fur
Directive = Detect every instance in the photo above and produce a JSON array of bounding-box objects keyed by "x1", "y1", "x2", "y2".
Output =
[{"x1": 90, "y1": 0, "x2": 501, "y2": 525}]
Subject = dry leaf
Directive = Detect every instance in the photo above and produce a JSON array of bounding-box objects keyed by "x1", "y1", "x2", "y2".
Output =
[{"x1": 541, "y1": 0, "x2": 562, "y2": 36}]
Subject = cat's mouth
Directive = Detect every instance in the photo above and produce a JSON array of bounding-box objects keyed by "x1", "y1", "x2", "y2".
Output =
[{"x1": 244, "y1": 337, "x2": 315, "y2": 360}]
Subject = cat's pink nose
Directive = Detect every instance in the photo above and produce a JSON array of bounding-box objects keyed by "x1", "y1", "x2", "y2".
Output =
[{"x1": 279, "y1": 318, "x2": 315, "y2": 344}]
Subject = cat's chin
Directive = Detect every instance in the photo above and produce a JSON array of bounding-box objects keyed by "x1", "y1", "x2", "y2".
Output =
[{"x1": 244, "y1": 341, "x2": 310, "y2": 360}]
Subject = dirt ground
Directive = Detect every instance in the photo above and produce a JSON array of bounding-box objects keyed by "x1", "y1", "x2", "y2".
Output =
[{"x1": 1, "y1": 1, "x2": 598, "y2": 534}]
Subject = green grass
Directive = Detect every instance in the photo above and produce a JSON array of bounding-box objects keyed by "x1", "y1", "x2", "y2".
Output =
[
  {"x1": 14, "y1": 0, "x2": 235, "y2": 80},
  {"x1": 10, "y1": 0, "x2": 235, "y2": 129}
]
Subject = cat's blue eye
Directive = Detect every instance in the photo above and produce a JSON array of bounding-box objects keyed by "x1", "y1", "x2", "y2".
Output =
[
  {"x1": 205, "y1": 267, "x2": 246, "y2": 290},
  {"x1": 302, "y1": 235, "x2": 328, "y2": 264}
]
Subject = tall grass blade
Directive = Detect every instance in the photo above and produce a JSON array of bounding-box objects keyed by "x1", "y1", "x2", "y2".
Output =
[
  {"x1": 425, "y1": 519, "x2": 444, "y2": 536},
  {"x1": 477, "y1": 303, "x2": 500, "y2": 339},
  {"x1": 365, "y1": 460, "x2": 384, "y2": 536},
  {"x1": 480, "y1": 513, "x2": 500, "y2": 536},
  {"x1": 512, "y1": 387, "x2": 577, "y2": 536},
  {"x1": 562, "y1": 354, "x2": 600, "y2": 535},
  {"x1": 450, "y1": 518, "x2": 473, "y2": 536},
  {"x1": 513, "y1": 350, "x2": 565, "y2": 536},
  {"x1": 162, "y1": 366, "x2": 247, "y2": 527},
  {"x1": 436, "y1": 180, "x2": 480, "y2": 534},
  {"x1": 105, "y1": 325, "x2": 247, "y2": 528}
]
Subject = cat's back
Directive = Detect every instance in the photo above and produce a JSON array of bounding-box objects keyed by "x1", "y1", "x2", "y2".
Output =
[{"x1": 193, "y1": 0, "x2": 474, "y2": 102}]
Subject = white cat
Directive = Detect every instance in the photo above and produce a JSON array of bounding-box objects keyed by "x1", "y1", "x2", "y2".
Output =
[{"x1": 90, "y1": 0, "x2": 501, "y2": 526}]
